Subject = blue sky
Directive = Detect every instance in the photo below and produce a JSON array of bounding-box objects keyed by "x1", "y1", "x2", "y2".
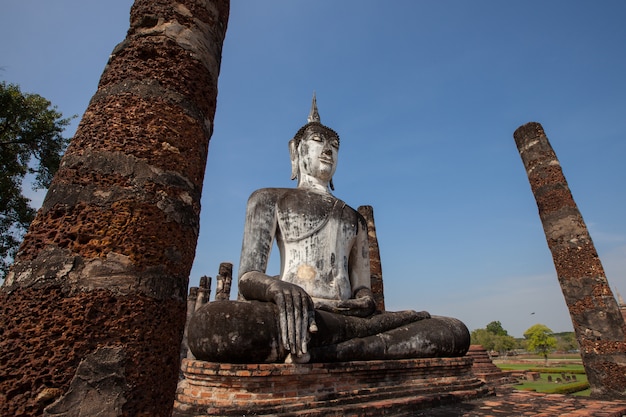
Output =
[{"x1": 2, "y1": 1, "x2": 626, "y2": 337}]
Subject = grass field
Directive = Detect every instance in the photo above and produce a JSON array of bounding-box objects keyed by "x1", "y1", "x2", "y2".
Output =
[
  {"x1": 496, "y1": 363, "x2": 585, "y2": 373},
  {"x1": 494, "y1": 355, "x2": 590, "y2": 395},
  {"x1": 513, "y1": 371, "x2": 588, "y2": 395}
]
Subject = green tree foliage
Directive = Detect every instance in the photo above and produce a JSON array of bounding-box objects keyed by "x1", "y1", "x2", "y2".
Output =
[
  {"x1": 0, "y1": 81, "x2": 72, "y2": 280},
  {"x1": 486, "y1": 320, "x2": 508, "y2": 336},
  {"x1": 471, "y1": 328, "x2": 495, "y2": 351},
  {"x1": 493, "y1": 332, "x2": 517, "y2": 353},
  {"x1": 524, "y1": 324, "x2": 558, "y2": 364},
  {"x1": 554, "y1": 331, "x2": 578, "y2": 352},
  {"x1": 471, "y1": 321, "x2": 517, "y2": 355}
]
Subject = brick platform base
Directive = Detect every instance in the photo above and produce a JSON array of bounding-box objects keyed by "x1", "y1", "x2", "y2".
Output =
[{"x1": 173, "y1": 357, "x2": 489, "y2": 416}]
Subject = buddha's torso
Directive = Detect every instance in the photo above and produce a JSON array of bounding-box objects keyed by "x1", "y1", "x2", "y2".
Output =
[{"x1": 275, "y1": 188, "x2": 359, "y2": 301}]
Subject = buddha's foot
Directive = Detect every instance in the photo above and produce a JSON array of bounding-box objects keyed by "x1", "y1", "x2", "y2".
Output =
[{"x1": 285, "y1": 352, "x2": 311, "y2": 364}]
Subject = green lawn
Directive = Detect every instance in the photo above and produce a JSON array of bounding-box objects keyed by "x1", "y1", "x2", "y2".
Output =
[
  {"x1": 497, "y1": 363, "x2": 585, "y2": 373},
  {"x1": 495, "y1": 362, "x2": 589, "y2": 395},
  {"x1": 573, "y1": 388, "x2": 591, "y2": 396},
  {"x1": 514, "y1": 373, "x2": 588, "y2": 394}
]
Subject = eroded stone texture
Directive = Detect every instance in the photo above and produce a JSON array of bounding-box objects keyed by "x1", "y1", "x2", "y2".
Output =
[
  {"x1": 0, "y1": 0, "x2": 229, "y2": 415},
  {"x1": 44, "y1": 346, "x2": 126, "y2": 416},
  {"x1": 0, "y1": 287, "x2": 185, "y2": 416},
  {"x1": 513, "y1": 122, "x2": 626, "y2": 399}
]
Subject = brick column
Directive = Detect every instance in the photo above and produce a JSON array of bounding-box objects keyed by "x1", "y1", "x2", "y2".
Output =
[
  {"x1": 0, "y1": 1, "x2": 229, "y2": 415},
  {"x1": 358, "y1": 205, "x2": 385, "y2": 312},
  {"x1": 513, "y1": 122, "x2": 626, "y2": 399}
]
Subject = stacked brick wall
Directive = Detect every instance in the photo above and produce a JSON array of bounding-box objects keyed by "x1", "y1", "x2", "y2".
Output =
[
  {"x1": 0, "y1": 1, "x2": 229, "y2": 415},
  {"x1": 174, "y1": 357, "x2": 487, "y2": 416},
  {"x1": 467, "y1": 345, "x2": 514, "y2": 386}
]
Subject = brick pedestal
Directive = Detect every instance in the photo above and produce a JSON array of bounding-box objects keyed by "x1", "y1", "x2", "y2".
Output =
[
  {"x1": 467, "y1": 345, "x2": 516, "y2": 385},
  {"x1": 173, "y1": 357, "x2": 488, "y2": 416}
]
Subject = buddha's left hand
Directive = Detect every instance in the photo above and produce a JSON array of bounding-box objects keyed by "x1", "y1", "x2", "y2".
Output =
[{"x1": 314, "y1": 288, "x2": 376, "y2": 317}]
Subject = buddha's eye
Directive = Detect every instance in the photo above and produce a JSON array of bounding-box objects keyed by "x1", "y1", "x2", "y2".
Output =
[
  {"x1": 330, "y1": 139, "x2": 339, "y2": 149},
  {"x1": 311, "y1": 135, "x2": 322, "y2": 142}
]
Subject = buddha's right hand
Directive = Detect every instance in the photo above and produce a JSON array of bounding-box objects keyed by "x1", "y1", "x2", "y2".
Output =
[{"x1": 265, "y1": 280, "x2": 318, "y2": 359}]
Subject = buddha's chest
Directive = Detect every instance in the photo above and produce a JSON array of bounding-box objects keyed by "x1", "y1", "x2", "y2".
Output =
[{"x1": 276, "y1": 191, "x2": 357, "y2": 244}]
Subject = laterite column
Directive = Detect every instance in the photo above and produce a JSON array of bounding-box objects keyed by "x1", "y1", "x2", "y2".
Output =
[
  {"x1": 514, "y1": 122, "x2": 626, "y2": 398},
  {"x1": 358, "y1": 205, "x2": 385, "y2": 312},
  {"x1": 0, "y1": 1, "x2": 229, "y2": 415}
]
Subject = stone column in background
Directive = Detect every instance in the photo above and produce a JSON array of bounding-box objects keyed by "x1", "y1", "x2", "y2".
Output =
[
  {"x1": 215, "y1": 261, "x2": 233, "y2": 301},
  {"x1": 182, "y1": 276, "x2": 211, "y2": 360},
  {"x1": 182, "y1": 286, "x2": 200, "y2": 360},
  {"x1": 358, "y1": 205, "x2": 385, "y2": 312},
  {"x1": 513, "y1": 122, "x2": 626, "y2": 398},
  {"x1": 195, "y1": 275, "x2": 211, "y2": 310},
  {"x1": 0, "y1": 1, "x2": 229, "y2": 415}
]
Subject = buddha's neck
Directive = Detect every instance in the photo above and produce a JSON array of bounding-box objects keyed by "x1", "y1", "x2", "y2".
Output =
[{"x1": 297, "y1": 175, "x2": 331, "y2": 194}]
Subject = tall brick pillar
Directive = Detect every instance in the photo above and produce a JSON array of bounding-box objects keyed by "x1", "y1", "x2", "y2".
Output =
[
  {"x1": 513, "y1": 122, "x2": 626, "y2": 399},
  {"x1": 358, "y1": 205, "x2": 385, "y2": 312},
  {"x1": 0, "y1": 1, "x2": 229, "y2": 415}
]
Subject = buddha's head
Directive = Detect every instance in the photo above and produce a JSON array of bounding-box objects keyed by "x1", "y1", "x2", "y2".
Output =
[{"x1": 289, "y1": 95, "x2": 340, "y2": 190}]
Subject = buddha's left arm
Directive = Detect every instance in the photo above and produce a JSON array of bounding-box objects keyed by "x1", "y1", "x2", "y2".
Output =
[
  {"x1": 349, "y1": 214, "x2": 372, "y2": 293},
  {"x1": 341, "y1": 214, "x2": 376, "y2": 317}
]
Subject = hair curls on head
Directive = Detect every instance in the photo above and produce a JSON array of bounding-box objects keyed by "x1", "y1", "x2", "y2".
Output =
[{"x1": 290, "y1": 122, "x2": 340, "y2": 149}]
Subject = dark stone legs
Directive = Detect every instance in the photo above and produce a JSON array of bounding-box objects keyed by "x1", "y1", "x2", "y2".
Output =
[{"x1": 188, "y1": 300, "x2": 469, "y2": 363}]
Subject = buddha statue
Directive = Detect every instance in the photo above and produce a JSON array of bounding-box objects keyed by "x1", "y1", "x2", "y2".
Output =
[{"x1": 188, "y1": 96, "x2": 470, "y2": 363}]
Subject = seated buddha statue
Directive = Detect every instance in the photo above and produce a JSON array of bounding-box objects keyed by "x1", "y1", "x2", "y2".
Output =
[{"x1": 188, "y1": 96, "x2": 470, "y2": 363}]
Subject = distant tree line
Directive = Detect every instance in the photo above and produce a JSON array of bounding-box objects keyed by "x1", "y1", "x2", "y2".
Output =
[
  {"x1": 470, "y1": 321, "x2": 517, "y2": 355},
  {"x1": 471, "y1": 321, "x2": 576, "y2": 360}
]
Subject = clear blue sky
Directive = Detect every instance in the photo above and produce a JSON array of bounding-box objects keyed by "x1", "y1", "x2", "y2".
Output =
[{"x1": 2, "y1": 1, "x2": 625, "y2": 337}]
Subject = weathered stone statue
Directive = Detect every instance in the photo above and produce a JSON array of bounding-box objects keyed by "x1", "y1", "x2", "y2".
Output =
[{"x1": 188, "y1": 96, "x2": 469, "y2": 363}]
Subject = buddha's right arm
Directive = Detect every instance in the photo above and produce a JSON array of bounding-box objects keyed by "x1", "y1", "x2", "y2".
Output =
[
  {"x1": 238, "y1": 271, "x2": 276, "y2": 302},
  {"x1": 238, "y1": 188, "x2": 279, "y2": 283}
]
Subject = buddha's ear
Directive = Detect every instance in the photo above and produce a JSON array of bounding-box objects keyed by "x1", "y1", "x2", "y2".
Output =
[
  {"x1": 288, "y1": 139, "x2": 298, "y2": 181},
  {"x1": 329, "y1": 178, "x2": 335, "y2": 191}
]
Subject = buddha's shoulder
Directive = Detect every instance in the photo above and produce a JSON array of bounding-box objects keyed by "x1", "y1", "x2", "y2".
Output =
[
  {"x1": 247, "y1": 188, "x2": 291, "y2": 205},
  {"x1": 247, "y1": 188, "x2": 361, "y2": 219}
]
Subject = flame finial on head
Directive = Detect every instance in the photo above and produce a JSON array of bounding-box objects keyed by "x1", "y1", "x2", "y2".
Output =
[
  {"x1": 307, "y1": 92, "x2": 320, "y2": 123},
  {"x1": 291, "y1": 93, "x2": 339, "y2": 148}
]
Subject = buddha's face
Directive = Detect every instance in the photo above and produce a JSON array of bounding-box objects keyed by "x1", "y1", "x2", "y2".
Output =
[{"x1": 297, "y1": 126, "x2": 339, "y2": 182}]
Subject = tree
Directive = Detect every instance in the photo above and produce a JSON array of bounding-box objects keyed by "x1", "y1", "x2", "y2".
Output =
[
  {"x1": 554, "y1": 331, "x2": 578, "y2": 353},
  {"x1": 0, "y1": 81, "x2": 72, "y2": 280},
  {"x1": 471, "y1": 328, "x2": 496, "y2": 351},
  {"x1": 471, "y1": 321, "x2": 517, "y2": 356},
  {"x1": 493, "y1": 333, "x2": 517, "y2": 354},
  {"x1": 524, "y1": 323, "x2": 557, "y2": 365},
  {"x1": 486, "y1": 320, "x2": 508, "y2": 336}
]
